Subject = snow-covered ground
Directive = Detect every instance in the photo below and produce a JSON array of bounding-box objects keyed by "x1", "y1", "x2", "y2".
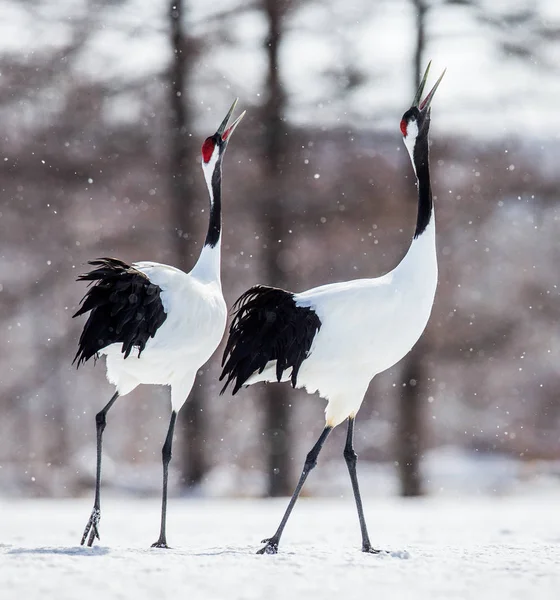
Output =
[{"x1": 1, "y1": 496, "x2": 559, "y2": 599}]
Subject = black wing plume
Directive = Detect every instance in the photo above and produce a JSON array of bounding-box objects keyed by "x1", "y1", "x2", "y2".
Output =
[
  {"x1": 219, "y1": 285, "x2": 321, "y2": 394},
  {"x1": 73, "y1": 258, "x2": 167, "y2": 366}
]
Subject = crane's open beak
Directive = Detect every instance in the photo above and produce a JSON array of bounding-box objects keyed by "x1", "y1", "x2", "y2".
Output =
[
  {"x1": 216, "y1": 98, "x2": 246, "y2": 142},
  {"x1": 413, "y1": 61, "x2": 446, "y2": 113}
]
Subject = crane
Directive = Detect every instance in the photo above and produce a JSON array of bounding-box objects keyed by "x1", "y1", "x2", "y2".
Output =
[
  {"x1": 73, "y1": 99, "x2": 245, "y2": 548},
  {"x1": 220, "y1": 65, "x2": 445, "y2": 554}
]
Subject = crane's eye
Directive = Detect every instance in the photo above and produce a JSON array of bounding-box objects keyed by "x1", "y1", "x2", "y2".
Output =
[
  {"x1": 400, "y1": 119, "x2": 408, "y2": 137},
  {"x1": 201, "y1": 138, "x2": 216, "y2": 163}
]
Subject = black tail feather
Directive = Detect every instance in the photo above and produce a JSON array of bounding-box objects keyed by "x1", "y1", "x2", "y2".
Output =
[
  {"x1": 73, "y1": 258, "x2": 167, "y2": 366},
  {"x1": 220, "y1": 285, "x2": 321, "y2": 395}
]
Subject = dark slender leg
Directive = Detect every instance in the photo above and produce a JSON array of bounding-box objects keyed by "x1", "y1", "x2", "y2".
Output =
[
  {"x1": 81, "y1": 391, "x2": 119, "y2": 547},
  {"x1": 344, "y1": 417, "x2": 379, "y2": 553},
  {"x1": 258, "y1": 426, "x2": 332, "y2": 555},
  {"x1": 151, "y1": 410, "x2": 177, "y2": 548}
]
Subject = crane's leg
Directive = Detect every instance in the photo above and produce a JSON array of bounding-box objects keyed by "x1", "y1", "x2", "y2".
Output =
[
  {"x1": 258, "y1": 426, "x2": 332, "y2": 555},
  {"x1": 344, "y1": 417, "x2": 379, "y2": 553},
  {"x1": 81, "y1": 391, "x2": 119, "y2": 547},
  {"x1": 151, "y1": 410, "x2": 177, "y2": 548}
]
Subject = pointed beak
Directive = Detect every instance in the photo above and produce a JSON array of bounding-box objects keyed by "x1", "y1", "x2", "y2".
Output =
[
  {"x1": 412, "y1": 61, "x2": 446, "y2": 113},
  {"x1": 216, "y1": 98, "x2": 245, "y2": 142}
]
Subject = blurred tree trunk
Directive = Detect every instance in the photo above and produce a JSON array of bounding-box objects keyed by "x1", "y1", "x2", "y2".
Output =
[
  {"x1": 50, "y1": 372, "x2": 69, "y2": 470},
  {"x1": 397, "y1": 0, "x2": 428, "y2": 498},
  {"x1": 168, "y1": 0, "x2": 206, "y2": 488},
  {"x1": 261, "y1": 0, "x2": 292, "y2": 497},
  {"x1": 398, "y1": 344, "x2": 425, "y2": 496}
]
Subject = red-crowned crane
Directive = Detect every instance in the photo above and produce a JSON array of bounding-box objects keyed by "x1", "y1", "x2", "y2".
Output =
[
  {"x1": 73, "y1": 100, "x2": 245, "y2": 548},
  {"x1": 220, "y1": 65, "x2": 445, "y2": 555}
]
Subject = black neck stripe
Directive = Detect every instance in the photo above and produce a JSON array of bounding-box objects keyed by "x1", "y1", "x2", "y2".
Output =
[
  {"x1": 204, "y1": 159, "x2": 222, "y2": 248},
  {"x1": 412, "y1": 128, "x2": 432, "y2": 239}
]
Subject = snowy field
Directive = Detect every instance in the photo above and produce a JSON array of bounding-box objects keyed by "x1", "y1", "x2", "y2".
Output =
[{"x1": 1, "y1": 496, "x2": 559, "y2": 599}]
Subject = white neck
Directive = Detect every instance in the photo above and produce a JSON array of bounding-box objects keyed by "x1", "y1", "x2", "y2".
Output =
[
  {"x1": 191, "y1": 242, "x2": 222, "y2": 284},
  {"x1": 190, "y1": 149, "x2": 222, "y2": 285},
  {"x1": 396, "y1": 117, "x2": 436, "y2": 276},
  {"x1": 394, "y1": 210, "x2": 437, "y2": 280}
]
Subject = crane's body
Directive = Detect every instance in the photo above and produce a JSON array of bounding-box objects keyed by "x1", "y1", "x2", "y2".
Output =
[
  {"x1": 220, "y1": 64, "x2": 445, "y2": 555},
  {"x1": 244, "y1": 219, "x2": 437, "y2": 427},
  {"x1": 73, "y1": 100, "x2": 244, "y2": 548},
  {"x1": 100, "y1": 258, "x2": 226, "y2": 409}
]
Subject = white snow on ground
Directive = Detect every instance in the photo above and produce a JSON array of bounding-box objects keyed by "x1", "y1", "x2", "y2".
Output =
[{"x1": 1, "y1": 496, "x2": 559, "y2": 599}]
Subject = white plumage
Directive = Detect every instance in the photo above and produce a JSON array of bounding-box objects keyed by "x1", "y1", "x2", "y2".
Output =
[
  {"x1": 74, "y1": 100, "x2": 244, "y2": 548},
  {"x1": 103, "y1": 258, "x2": 227, "y2": 410},
  {"x1": 246, "y1": 220, "x2": 437, "y2": 427},
  {"x1": 220, "y1": 64, "x2": 445, "y2": 555}
]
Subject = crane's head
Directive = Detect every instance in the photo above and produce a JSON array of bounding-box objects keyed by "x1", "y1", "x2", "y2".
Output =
[
  {"x1": 201, "y1": 98, "x2": 245, "y2": 171},
  {"x1": 400, "y1": 62, "x2": 445, "y2": 161}
]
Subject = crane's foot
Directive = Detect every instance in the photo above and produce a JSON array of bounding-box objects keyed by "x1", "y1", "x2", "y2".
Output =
[
  {"x1": 81, "y1": 507, "x2": 101, "y2": 547},
  {"x1": 257, "y1": 537, "x2": 279, "y2": 555},
  {"x1": 362, "y1": 544, "x2": 382, "y2": 554},
  {"x1": 151, "y1": 539, "x2": 170, "y2": 549}
]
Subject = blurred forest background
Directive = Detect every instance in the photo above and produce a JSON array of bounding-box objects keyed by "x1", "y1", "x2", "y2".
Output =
[{"x1": 1, "y1": 0, "x2": 560, "y2": 500}]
